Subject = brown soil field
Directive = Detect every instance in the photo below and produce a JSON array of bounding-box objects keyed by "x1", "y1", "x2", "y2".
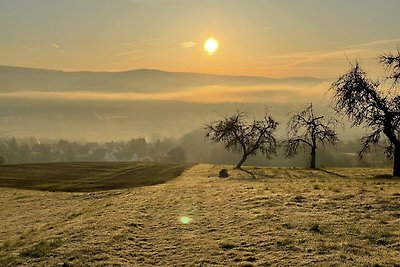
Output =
[
  {"x1": 0, "y1": 164, "x2": 399, "y2": 266},
  {"x1": 0, "y1": 162, "x2": 191, "y2": 192}
]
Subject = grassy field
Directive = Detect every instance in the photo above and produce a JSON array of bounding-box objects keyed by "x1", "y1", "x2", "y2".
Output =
[
  {"x1": 0, "y1": 163, "x2": 399, "y2": 266},
  {"x1": 0, "y1": 162, "x2": 191, "y2": 192}
]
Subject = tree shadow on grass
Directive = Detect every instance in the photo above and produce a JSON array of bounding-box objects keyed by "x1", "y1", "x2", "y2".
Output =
[
  {"x1": 315, "y1": 168, "x2": 348, "y2": 178},
  {"x1": 239, "y1": 168, "x2": 256, "y2": 179},
  {"x1": 374, "y1": 174, "x2": 400, "y2": 179},
  {"x1": 237, "y1": 167, "x2": 274, "y2": 180}
]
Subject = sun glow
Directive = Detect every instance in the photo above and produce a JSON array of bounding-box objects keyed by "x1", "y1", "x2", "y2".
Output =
[{"x1": 204, "y1": 37, "x2": 219, "y2": 54}]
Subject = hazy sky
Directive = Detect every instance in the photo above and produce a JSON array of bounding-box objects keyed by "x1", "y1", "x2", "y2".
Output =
[{"x1": 1, "y1": 0, "x2": 399, "y2": 77}]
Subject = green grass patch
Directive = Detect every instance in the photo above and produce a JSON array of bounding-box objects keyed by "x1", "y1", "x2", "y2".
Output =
[
  {"x1": 0, "y1": 254, "x2": 22, "y2": 267},
  {"x1": 20, "y1": 239, "x2": 62, "y2": 258}
]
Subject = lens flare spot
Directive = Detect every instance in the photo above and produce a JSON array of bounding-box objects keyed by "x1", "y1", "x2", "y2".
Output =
[{"x1": 180, "y1": 216, "x2": 190, "y2": 224}]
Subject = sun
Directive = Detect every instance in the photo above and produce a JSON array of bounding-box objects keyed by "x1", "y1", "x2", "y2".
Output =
[{"x1": 204, "y1": 37, "x2": 219, "y2": 54}]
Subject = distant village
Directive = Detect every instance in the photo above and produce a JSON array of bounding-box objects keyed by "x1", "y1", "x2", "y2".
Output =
[
  {"x1": 0, "y1": 136, "x2": 186, "y2": 165},
  {"x1": 0, "y1": 131, "x2": 392, "y2": 168}
]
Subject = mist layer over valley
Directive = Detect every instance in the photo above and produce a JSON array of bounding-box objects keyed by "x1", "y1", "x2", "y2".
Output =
[
  {"x1": 0, "y1": 66, "x2": 386, "y2": 168},
  {"x1": 0, "y1": 66, "x2": 345, "y2": 141}
]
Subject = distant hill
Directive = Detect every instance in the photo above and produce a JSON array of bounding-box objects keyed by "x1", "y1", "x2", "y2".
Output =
[{"x1": 0, "y1": 65, "x2": 329, "y2": 93}]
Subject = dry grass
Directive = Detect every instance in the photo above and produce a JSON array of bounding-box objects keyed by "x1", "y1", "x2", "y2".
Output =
[{"x1": 0, "y1": 164, "x2": 399, "y2": 266}]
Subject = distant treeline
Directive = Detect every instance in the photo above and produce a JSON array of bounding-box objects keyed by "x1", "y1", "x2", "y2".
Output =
[{"x1": 0, "y1": 128, "x2": 391, "y2": 167}]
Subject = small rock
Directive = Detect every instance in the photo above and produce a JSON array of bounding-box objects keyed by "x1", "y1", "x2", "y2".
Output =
[{"x1": 219, "y1": 169, "x2": 229, "y2": 178}]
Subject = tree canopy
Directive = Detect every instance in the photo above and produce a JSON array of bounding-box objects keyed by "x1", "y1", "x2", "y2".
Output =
[
  {"x1": 205, "y1": 111, "x2": 278, "y2": 169},
  {"x1": 284, "y1": 103, "x2": 339, "y2": 169},
  {"x1": 331, "y1": 49, "x2": 400, "y2": 176}
]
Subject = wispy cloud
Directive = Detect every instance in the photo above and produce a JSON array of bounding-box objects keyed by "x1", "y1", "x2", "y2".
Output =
[
  {"x1": 94, "y1": 113, "x2": 103, "y2": 120},
  {"x1": 50, "y1": 43, "x2": 60, "y2": 49},
  {"x1": 125, "y1": 56, "x2": 144, "y2": 61},
  {"x1": 93, "y1": 113, "x2": 128, "y2": 120},
  {"x1": 22, "y1": 46, "x2": 37, "y2": 51},
  {"x1": 114, "y1": 50, "x2": 142, "y2": 56},
  {"x1": 50, "y1": 43, "x2": 67, "y2": 54},
  {"x1": 344, "y1": 38, "x2": 400, "y2": 49},
  {"x1": 223, "y1": 25, "x2": 275, "y2": 38},
  {"x1": 180, "y1": 42, "x2": 197, "y2": 48},
  {"x1": 255, "y1": 48, "x2": 364, "y2": 70},
  {"x1": 121, "y1": 37, "x2": 165, "y2": 46}
]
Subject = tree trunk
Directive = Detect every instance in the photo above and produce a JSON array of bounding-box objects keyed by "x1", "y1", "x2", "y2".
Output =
[
  {"x1": 235, "y1": 154, "x2": 248, "y2": 169},
  {"x1": 394, "y1": 145, "x2": 400, "y2": 177},
  {"x1": 310, "y1": 147, "x2": 316, "y2": 169}
]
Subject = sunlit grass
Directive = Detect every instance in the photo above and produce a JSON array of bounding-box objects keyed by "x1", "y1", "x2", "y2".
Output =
[{"x1": 0, "y1": 164, "x2": 399, "y2": 266}]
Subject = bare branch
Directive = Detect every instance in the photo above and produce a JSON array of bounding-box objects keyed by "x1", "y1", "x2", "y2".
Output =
[
  {"x1": 380, "y1": 48, "x2": 400, "y2": 85},
  {"x1": 204, "y1": 110, "x2": 279, "y2": 168},
  {"x1": 331, "y1": 50, "x2": 400, "y2": 176},
  {"x1": 284, "y1": 103, "x2": 338, "y2": 168}
]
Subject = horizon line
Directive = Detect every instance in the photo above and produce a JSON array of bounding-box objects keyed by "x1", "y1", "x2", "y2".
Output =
[{"x1": 0, "y1": 64, "x2": 332, "y2": 80}]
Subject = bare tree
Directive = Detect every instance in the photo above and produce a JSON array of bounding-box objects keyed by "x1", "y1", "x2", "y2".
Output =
[
  {"x1": 331, "y1": 49, "x2": 400, "y2": 177},
  {"x1": 284, "y1": 103, "x2": 339, "y2": 169},
  {"x1": 380, "y1": 48, "x2": 400, "y2": 84},
  {"x1": 204, "y1": 111, "x2": 278, "y2": 169}
]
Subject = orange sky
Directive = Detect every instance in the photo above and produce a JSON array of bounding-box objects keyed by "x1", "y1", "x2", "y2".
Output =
[{"x1": 1, "y1": 0, "x2": 399, "y2": 78}]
